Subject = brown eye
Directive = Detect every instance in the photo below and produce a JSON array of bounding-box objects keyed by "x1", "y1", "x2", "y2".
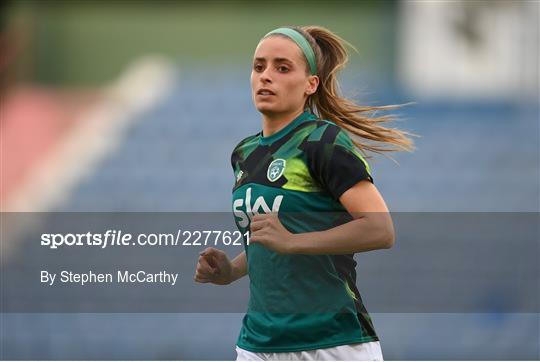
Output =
[
  {"x1": 254, "y1": 64, "x2": 264, "y2": 72},
  {"x1": 277, "y1": 66, "x2": 289, "y2": 73}
]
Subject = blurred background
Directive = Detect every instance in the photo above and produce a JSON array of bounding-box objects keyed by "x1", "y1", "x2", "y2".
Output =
[{"x1": 1, "y1": 0, "x2": 538, "y2": 360}]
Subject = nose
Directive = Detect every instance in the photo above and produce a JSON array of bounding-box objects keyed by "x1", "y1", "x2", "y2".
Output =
[{"x1": 260, "y1": 67, "x2": 272, "y2": 84}]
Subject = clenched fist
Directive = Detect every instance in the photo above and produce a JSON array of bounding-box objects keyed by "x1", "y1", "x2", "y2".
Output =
[
  {"x1": 194, "y1": 247, "x2": 234, "y2": 285},
  {"x1": 249, "y1": 213, "x2": 295, "y2": 254}
]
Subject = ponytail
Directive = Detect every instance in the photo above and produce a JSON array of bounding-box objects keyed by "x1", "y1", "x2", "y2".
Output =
[{"x1": 290, "y1": 26, "x2": 416, "y2": 158}]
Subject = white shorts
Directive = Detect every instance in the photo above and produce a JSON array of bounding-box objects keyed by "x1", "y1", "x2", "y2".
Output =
[{"x1": 235, "y1": 341, "x2": 384, "y2": 361}]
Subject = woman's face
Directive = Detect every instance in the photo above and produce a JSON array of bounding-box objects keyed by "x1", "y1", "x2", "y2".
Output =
[{"x1": 251, "y1": 36, "x2": 318, "y2": 117}]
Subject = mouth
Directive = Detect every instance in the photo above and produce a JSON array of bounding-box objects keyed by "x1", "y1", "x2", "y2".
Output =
[{"x1": 256, "y1": 89, "x2": 276, "y2": 96}]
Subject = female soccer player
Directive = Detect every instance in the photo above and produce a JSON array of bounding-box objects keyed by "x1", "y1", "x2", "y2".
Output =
[{"x1": 194, "y1": 26, "x2": 414, "y2": 361}]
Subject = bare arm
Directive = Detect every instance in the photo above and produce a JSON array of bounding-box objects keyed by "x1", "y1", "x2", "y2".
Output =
[
  {"x1": 229, "y1": 251, "x2": 248, "y2": 282},
  {"x1": 249, "y1": 180, "x2": 395, "y2": 255}
]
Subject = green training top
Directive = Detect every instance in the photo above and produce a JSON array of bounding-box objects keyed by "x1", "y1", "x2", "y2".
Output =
[{"x1": 231, "y1": 111, "x2": 379, "y2": 352}]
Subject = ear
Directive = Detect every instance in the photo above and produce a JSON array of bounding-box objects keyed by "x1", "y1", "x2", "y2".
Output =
[{"x1": 305, "y1": 75, "x2": 319, "y2": 96}]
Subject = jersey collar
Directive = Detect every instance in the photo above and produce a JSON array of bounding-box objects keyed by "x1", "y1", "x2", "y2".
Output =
[{"x1": 259, "y1": 111, "x2": 316, "y2": 146}]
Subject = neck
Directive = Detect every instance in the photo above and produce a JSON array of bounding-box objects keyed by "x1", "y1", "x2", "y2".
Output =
[{"x1": 261, "y1": 108, "x2": 305, "y2": 138}]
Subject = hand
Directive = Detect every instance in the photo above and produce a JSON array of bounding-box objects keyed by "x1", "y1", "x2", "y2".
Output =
[
  {"x1": 194, "y1": 247, "x2": 233, "y2": 285},
  {"x1": 249, "y1": 213, "x2": 295, "y2": 254}
]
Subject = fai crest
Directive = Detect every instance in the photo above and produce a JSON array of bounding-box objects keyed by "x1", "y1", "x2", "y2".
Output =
[{"x1": 267, "y1": 159, "x2": 286, "y2": 182}]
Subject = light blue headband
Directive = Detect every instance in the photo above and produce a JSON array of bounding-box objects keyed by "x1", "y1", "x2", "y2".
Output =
[{"x1": 264, "y1": 27, "x2": 317, "y2": 75}]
